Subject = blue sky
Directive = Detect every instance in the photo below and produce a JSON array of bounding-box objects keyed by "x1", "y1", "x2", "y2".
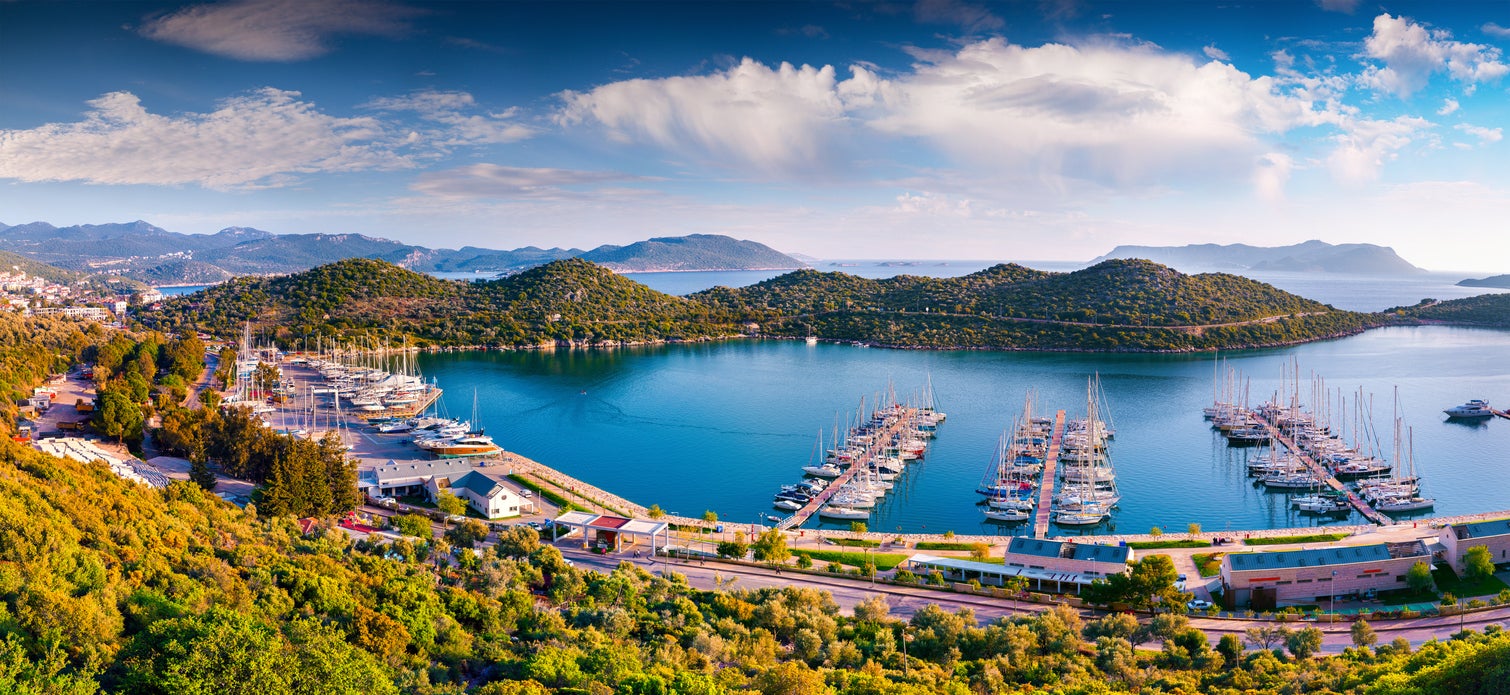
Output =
[{"x1": 2, "y1": 0, "x2": 1508, "y2": 271}]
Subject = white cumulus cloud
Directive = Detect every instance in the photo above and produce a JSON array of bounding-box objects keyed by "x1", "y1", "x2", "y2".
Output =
[
  {"x1": 139, "y1": 0, "x2": 418, "y2": 61},
  {"x1": 865, "y1": 38, "x2": 1336, "y2": 188},
  {"x1": 1326, "y1": 116, "x2": 1431, "y2": 185},
  {"x1": 1254, "y1": 152, "x2": 1294, "y2": 201},
  {"x1": 1484, "y1": 22, "x2": 1510, "y2": 39},
  {"x1": 1360, "y1": 13, "x2": 1509, "y2": 97},
  {"x1": 558, "y1": 58, "x2": 875, "y2": 175},
  {"x1": 0, "y1": 88, "x2": 408, "y2": 189},
  {"x1": 1438, "y1": 97, "x2": 1460, "y2": 115}
]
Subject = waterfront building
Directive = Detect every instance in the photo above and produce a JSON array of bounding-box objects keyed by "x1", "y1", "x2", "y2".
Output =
[
  {"x1": 905, "y1": 538, "x2": 1133, "y2": 595},
  {"x1": 1437, "y1": 518, "x2": 1510, "y2": 575},
  {"x1": 553, "y1": 510, "x2": 670, "y2": 554},
  {"x1": 1220, "y1": 541, "x2": 1431, "y2": 609},
  {"x1": 425, "y1": 470, "x2": 533, "y2": 519},
  {"x1": 360, "y1": 458, "x2": 476, "y2": 499}
]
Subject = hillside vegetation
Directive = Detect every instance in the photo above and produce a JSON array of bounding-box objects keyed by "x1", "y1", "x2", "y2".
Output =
[
  {"x1": 1400, "y1": 293, "x2": 1510, "y2": 327},
  {"x1": 142, "y1": 257, "x2": 1379, "y2": 352},
  {"x1": 144, "y1": 258, "x2": 737, "y2": 347},
  {"x1": 696, "y1": 259, "x2": 1372, "y2": 351},
  {"x1": 3, "y1": 436, "x2": 1510, "y2": 693}
]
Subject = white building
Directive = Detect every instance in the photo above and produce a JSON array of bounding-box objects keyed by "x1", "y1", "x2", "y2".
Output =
[{"x1": 429, "y1": 470, "x2": 533, "y2": 519}]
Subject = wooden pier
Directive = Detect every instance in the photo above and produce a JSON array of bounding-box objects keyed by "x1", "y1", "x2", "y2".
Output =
[
  {"x1": 1031, "y1": 410, "x2": 1067, "y2": 538},
  {"x1": 347, "y1": 387, "x2": 443, "y2": 422},
  {"x1": 1492, "y1": 408, "x2": 1510, "y2": 421},
  {"x1": 1255, "y1": 417, "x2": 1395, "y2": 526},
  {"x1": 778, "y1": 406, "x2": 917, "y2": 531}
]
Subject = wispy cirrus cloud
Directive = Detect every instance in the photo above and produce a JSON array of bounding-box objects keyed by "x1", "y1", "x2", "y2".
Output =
[
  {"x1": 363, "y1": 89, "x2": 535, "y2": 148},
  {"x1": 139, "y1": 0, "x2": 420, "y2": 61},
  {"x1": 0, "y1": 89, "x2": 408, "y2": 189},
  {"x1": 409, "y1": 164, "x2": 652, "y2": 200},
  {"x1": 913, "y1": 0, "x2": 1004, "y2": 33}
]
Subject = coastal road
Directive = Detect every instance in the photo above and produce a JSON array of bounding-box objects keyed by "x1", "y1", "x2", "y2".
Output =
[{"x1": 553, "y1": 541, "x2": 1510, "y2": 655}]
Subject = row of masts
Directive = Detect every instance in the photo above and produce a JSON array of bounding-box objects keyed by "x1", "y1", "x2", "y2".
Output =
[
  {"x1": 977, "y1": 375, "x2": 1119, "y2": 527},
  {"x1": 774, "y1": 379, "x2": 946, "y2": 528},
  {"x1": 1206, "y1": 356, "x2": 1434, "y2": 516}
]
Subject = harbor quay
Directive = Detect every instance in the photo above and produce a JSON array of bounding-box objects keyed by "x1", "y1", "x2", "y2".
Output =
[{"x1": 252, "y1": 354, "x2": 1510, "y2": 615}]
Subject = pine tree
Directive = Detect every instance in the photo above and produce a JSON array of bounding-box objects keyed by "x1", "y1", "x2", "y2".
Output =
[{"x1": 190, "y1": 457, "x2": 217, "y2": 492}]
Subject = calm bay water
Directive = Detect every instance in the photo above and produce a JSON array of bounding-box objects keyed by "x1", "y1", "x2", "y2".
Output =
[{"x1": 414, "y1": 326, "x2": 1510, "y2": 537}]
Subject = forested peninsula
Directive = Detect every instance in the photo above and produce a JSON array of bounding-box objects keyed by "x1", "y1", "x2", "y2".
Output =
[{"x1": 142, "y1": 257, "x2": 1394, "y2": 352}]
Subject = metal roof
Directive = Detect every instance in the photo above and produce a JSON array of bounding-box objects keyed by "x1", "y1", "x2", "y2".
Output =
[
  {"x1": 364, "y1": 458, "x2": 476, "y2": 484},
  {"x1": 1007, "y1": 537, "x2": 1132, "y2": 564},
  {"x1": 1453, "y1": 518, "x2": 1510, "y2": 540},
  {"x1": 452, "y1": 471, "x2": 506, "y2": 498},
  {"x1": 907, "y1": 554, "x2": 1100, "y2": 586},
  {"x1": 1226, "y1": 543, "x2": 1426, "y2": 572}
]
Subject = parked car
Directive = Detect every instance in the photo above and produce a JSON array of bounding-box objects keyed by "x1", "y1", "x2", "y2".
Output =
[
  {"x1": 1187, "y1": 599, "x2": 1213, "y2": 611},
  {"x1": 374, "y1": 496, "x2": 399, "y2": 509}
]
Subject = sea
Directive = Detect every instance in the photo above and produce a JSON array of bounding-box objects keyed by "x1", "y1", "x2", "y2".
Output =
[{"x1": 403, "y1": 261, "x2": 1510, "y2": 537}]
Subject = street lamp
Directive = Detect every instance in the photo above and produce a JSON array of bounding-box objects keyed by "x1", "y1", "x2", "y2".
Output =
[{"x1": 1331, "y1": 570, "x2": 1338, "y2": 615}]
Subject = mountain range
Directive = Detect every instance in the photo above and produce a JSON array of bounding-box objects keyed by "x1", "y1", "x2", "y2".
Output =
[
  {"x1": 0, "y1": 221, "x2": 806, "y2": 285},
  {"x1": 1090, "y1": 240, "x2": 1425, "y2": 275}
]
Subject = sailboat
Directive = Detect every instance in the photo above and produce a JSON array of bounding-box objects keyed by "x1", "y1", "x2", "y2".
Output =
[{"x1": 1375, "y1": 426, "x2": 1435, "y2": 512}]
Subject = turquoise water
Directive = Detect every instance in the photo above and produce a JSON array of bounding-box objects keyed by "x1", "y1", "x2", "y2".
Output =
[{"x1": 414, "y1": 326, "x2": 1510, "y2": 537}]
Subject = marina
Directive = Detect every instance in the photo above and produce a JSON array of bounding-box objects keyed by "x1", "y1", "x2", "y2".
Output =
[{"x1": 241, "y1": 324, "x2": 1510, "y2": 537}]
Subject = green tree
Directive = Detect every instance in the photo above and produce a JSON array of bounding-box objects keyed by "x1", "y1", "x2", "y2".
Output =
[
  {"x1": 1351, "y1": 618, "x2": 1377, "y2": 648},
  {"x1": 115, "y1": 607, "x2": 293, "y2": 695},
  {"x1": 445, "y1": 519, "x2": 489, "y2": 549},
  {"x1": 1187, "y1": 522, "x2": 1202, "y2": 537},
  {"x1": 646, "y1": 504, "x2": 665, "y2": 519},
  {"x1": 1216, "y1": 633, "x2": 1244, "y2": 666},
  {"x1": 1406, "y1": 560, "x2": 1435, "y2": 592},
  {"x1": 190, "y1": 458, "x2": 217, "y2": 492},
  {"x1": 969, "y1": 542, "x2": 991, "y2": 561},
  {"x1": 1465, "y1": 545, "x2": 1496, "y2": 582},
  {"x1": 94, "y1": 386, "x2": 144, "y2": 443},
  {"x1": 1286, "y1": 626, "x2": 1324, "y2": 660},
  {"x1": 751, "y1": 528, "x2": 790, "y2": 566},
  {"x1": 496, "y1": 526, "x2": 541, "y2": 558},
  {"x1": 391, "y1": 514, "x2": 433, "y2": 539},
  {"x1": 435, "y1": 491, "x2": 467, "y2": 522},
  {"x1": 701, "y1": 510, "x2": 718, "y2": 524},
  {"x1": 849, "y1": 521, "x2": 867, "y2": 536}
]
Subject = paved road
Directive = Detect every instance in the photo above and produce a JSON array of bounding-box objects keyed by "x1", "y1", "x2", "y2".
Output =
[{"x1": 551, "y1": 540, "x2": 1510, "y2": 655}]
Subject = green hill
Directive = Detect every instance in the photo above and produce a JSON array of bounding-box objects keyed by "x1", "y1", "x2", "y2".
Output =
[
  {"x1": 0, "y1": 250, "x2": 87, "y2": 284},
  {"x1": 144, "y1": 257, "x2": 1376, "y2": 352},
  {"x1": 695, "y1": 259, "x2": 1368, "y2": 351},
  {"x1": 144, "y1": 258, "x2": 737, "y2": 347},
  {"x1": 1399, "y1": 293, "x2": 1510, "y2": 327}
]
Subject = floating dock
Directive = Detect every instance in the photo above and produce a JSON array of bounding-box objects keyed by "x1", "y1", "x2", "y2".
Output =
[
  {"x1": 1255, "y1": 417, "x2": 1395, "y2": 526},
  {"x1": 778, "y1": 406, "x2": 919, "y2": 531},
  {"x1": 346, "y1": 386, "x2": 443, "y2": 422},
  {"x1": 1031, "y1": 410, "x2": 1067, "y2": 538}
]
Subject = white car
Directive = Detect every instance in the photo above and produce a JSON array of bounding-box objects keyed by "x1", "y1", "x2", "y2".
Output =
[{"x1": 1187, "y1": 599, "x2": 1213, "y2": 611}]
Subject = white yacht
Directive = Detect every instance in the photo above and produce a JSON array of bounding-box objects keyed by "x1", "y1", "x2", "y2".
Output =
[{"x1": 1443, "y1": 399, "x2": 1494, "y2": 419}]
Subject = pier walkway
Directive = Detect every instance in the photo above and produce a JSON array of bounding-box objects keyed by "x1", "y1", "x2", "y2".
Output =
[
  {"x1": 778, "y1": 406, "x2": 918, "y2": 531},
  {"x1": 1032, "y1": 410, "x2": 1067, "y2": 538},
  {"x1": 1255, "y1": 418, "x2": 1395, "y2": 526}
]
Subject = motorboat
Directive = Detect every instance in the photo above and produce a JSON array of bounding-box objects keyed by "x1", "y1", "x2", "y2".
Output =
[
  {"x1": 773, "y1": 499, "x2": 803, "y2": 512},
  {"x1": 1444, "y1": 399, "x2": 1494, "y2": 419},
  {"x1": 818, "y1": 505, "x2": 869, "y2": 520},
  {"x1": 983, "y1": 508, "x2": 1030, "y2": 522}
]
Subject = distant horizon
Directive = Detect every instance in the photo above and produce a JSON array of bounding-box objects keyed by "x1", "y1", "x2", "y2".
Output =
[{"x1": 6, "y1": 216, "x2": 1503, "y2": 276}]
